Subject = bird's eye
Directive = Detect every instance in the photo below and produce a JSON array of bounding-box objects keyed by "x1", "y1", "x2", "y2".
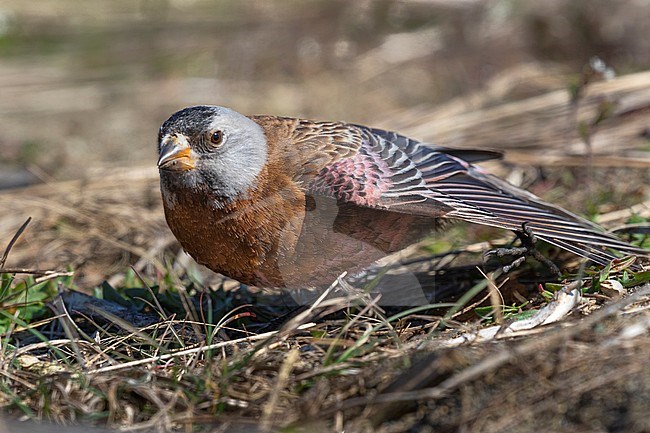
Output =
[{"x1": 209, "y1": 130, "x2": 223, "y2": 146}]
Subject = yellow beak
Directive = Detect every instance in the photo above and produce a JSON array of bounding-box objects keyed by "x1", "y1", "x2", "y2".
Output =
[{"x1": 158, "y1": 135, "x2": 196, "y2": 172}]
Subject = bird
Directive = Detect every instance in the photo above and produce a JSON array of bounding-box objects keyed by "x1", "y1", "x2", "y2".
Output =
[{"x1": 157, "y1": 105, "x2": 648, "y2": 290}]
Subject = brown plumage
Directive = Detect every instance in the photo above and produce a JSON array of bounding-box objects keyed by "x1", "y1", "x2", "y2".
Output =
[{"x1": 157, "y1": 105, "x2": 648, "y2": 289}]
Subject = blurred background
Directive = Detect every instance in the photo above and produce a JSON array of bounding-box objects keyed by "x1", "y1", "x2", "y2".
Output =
[
  {"x1": 0, "y1": 0, "x2": 649, "y2": 284},
  {"x1": 2, "y1": 0, "x2": 649, "y2": 183}
]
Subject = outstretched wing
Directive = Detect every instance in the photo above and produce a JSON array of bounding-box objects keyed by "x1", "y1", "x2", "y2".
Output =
[{"x1": 300, "y1": 122, "x2": 647, "y2": 266}]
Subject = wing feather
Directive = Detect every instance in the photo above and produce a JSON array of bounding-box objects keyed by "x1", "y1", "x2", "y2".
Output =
[{"x1": 295, "y1": 122, "x2": 647, "y2": 266}]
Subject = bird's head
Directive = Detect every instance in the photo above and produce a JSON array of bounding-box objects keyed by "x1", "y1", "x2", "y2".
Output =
[{"x1": 157, "y1": 105, "x2": 268, "y2": 202}]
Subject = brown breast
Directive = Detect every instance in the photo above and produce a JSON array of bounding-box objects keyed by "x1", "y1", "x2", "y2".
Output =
[{"x1": 162, "y1": 161, "x2": 306, "y2": 287}]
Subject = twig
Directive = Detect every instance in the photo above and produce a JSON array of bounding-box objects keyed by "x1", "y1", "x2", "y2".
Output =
[
  {"x1": 260, "y1": 349, "x2": 299, "y2": 431},
  {"x1": 86, "y1": 324, "x2": 313, "y2": 375},
  {"x1": 0, "y1": 268, "x2": 74, "y2": 286},
  {"x1": 0, "y1": 217, "x2": 31, "y2": 268},
  {"x1": 478, "y1": 268, "x2": 505, "y2": 324}
]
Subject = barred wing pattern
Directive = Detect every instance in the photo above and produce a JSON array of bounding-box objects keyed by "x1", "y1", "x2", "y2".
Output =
[{"x1": 307, "y1": 124, "x2": 647, "y2": 266}]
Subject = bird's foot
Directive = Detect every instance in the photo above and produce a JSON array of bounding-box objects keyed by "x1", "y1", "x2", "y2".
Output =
[{"x1": 485, "y1": 223, "x2": 562, "y2": 278}]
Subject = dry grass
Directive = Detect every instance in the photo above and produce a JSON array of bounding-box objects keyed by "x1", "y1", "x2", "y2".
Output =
[{"x1": 1, "y1": 261, "x2": 649, "y2": 432}]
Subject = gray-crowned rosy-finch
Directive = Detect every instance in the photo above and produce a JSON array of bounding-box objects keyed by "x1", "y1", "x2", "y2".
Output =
[{"x1": 157, "y1": 105, "x2": 647, "y2": 289}]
